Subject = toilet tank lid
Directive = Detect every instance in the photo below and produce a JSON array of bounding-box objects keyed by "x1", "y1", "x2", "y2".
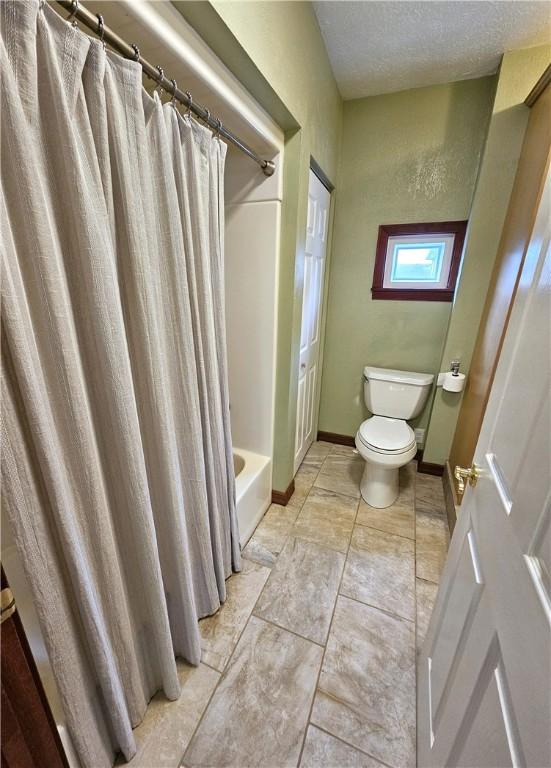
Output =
[{"x1": 363, "y1": 366, "x2": 434, "y2": 386}]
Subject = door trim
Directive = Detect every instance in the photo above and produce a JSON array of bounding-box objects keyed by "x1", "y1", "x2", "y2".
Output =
[
  {"x1": 448, "y1": 81, "x2": 551, "y2": 500},
  {"x1": 310, "y1": 156, "x2": 335, "y2": 192},
  {"x1": 294, "y1": 166, "x2": 333, "y2": 471},
  {"x1": 525, "y1": 64, "x2": 551, "y2": 106},
  {"x1": 1, "y1": 568, "x2": 69, "y2": 768}
]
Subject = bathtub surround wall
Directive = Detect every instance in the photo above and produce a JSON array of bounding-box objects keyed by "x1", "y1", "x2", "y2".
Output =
[
  {"x1": 224, "y1": 149, "x2": 283, "y2": 542},
  {"x1": 318, "y1": 77, "x2": 495, "y2": 439},
  {"x1": 176, "y1": 1, "x2": 343, "y2": 494},
  {"x1": 422, "y1": 44, "x2": 551, "y2": 464}
]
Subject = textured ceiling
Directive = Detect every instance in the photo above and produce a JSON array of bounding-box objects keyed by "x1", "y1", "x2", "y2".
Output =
[{"x1": 313, "y1": 1, "x2": 551, "y2": 99}]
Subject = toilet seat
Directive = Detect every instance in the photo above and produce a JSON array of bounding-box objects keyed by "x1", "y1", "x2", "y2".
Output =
[{"x1": 357, "y1": 416, "x2": 415, "y2": 455}]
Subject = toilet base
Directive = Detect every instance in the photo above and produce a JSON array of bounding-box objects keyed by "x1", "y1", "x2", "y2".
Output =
[{"x1": 360, "y1": 462, "x2": 399, "y2": 508}]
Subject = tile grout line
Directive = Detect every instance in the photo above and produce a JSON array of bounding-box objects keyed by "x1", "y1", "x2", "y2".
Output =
[
  {"x1": 309, "y1": 722, "x2": 396, "y2": 768},
  {"x1": 354, "y1": 518, "x2": 415, "y2": 541},
  {"x1": 180, "y1": 584, "x2": 264, "y2": 767},
  {"x1": 309, "y1": 459, "x2": 418, "y2": 767},
  {"x1": 198, "y1": 481, "x2": 334, "y2": 750},
  {"x1": 312, "y1": 444, "x2": 364, "y2": 501},
  {"x1": 183, "y1": 458, "x2": 326, "y2": 768},
  {"x1": 182, "y1": 451, "x2": 426, "y2": 768},
  {"x1": 198, "y1": 658, "x2": 222, "y2": 674},
  {"x1": 242, "y1": 453, "x2": 324, "y2": 576},
  {"x1": 181, "y1": 563, "x2": 273, "y2": 766},
  {"x1": 295, "y1": 483, "x2": 361, "y2": 768},
  {"x1": 337, "y1": 591, "x2": 415, "y2": 625},
  {"x1": 267, "y1": 453, "x2": 339, "y2": 561},
  {"x1": 294, "y1": 454, "x2": 420, "y2": 767},
  {"x1": 338, "y1": 465, "x2": 417, "y2": 627},
  {"x1": 250, "y1": 610, "x2": 326, "y2": 649},
  {"x1": 247, "y1": 455, "x2": 327, "y2": 631},
  {"x1": 178, "y1": 659, "x2": 222, "y2": 768},
  {"x1": 181, "y1": 541, "x2": 286, "y2": 764},
  {"x1": 416, "y1": 574, "x2": 440, "y2": 586},
  {"x1": 413, "y1": 464, "x2": 420, "y2": 761},
  {"x1": 312, "y1": 483, "x2": 361, "y2": 502},
  {"x1": 242, "y1": 459, "x2": 319, "y2": 569},
  {"x1": 290, "y1": 534, "x2": 349, "y2": 557}
]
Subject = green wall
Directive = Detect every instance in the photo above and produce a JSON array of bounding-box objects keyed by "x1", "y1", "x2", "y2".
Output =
[
  {"x1": 423, "y1": 44, "x2": 551, "y2": 464},
  {"x1": 319, "y1": 77, "x2": 495, "y2": 439},
  {"x1": 176, "y1": 1, "x2": 343, "y2": 492},
  {"x1": 210, "y1": 1, "x2": 342, "y2": 176},
  {"x1": 175, "y1": 3, "x2": 549, "y2": 477}
]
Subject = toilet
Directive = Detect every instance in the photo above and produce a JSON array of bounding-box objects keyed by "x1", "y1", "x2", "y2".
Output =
[{"x1": 355, "y1": 366, "x2": 434, "y2": 508}]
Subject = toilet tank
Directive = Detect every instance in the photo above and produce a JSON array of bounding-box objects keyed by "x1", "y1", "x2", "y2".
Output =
[{"x1": 363, "y1": 366, "x2": 434, "y2": 419}]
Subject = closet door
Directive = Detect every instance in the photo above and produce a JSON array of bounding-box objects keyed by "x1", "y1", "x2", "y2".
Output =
[{"x1": 294, "y1": 169, "x2": 331, "y2": 472}]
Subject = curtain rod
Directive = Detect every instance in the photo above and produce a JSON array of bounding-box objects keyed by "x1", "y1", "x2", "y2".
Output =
[{"x1": 53, "y1": 0, "x2": 276, "y2": 177}]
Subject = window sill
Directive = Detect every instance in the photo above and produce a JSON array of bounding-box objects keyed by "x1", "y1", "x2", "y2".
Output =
[{"x1": 371, "y1": 287, "x2": 455, "y2": 302}]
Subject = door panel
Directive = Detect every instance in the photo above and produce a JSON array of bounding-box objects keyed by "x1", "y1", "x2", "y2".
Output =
[
  {"x1": 295, "y1": 375, "x2": 306, "y2": 461},
  {"x1": 311, "y1": 258, "x2": 321, "y2": 345},
  {"x1": 295, "y1": 169, "x2": 331, "y2": 471},
  {"x1": 418, "y1": 165, "x2": 551, "y2": 767},
  {"x1": 300, "y1": 247, "x2": 311, "y2": 353},
  {"x1": 429, "y1": 530, "x2": 483, "y2": 730},
  {"x1": 525, "y1": 501, "x2": 551, "y2": 622},
  {"x1": 306, "y1": 363, "x2": 316, "y2": 439},
  {"x1": 450, "y1": 639, "x2": 519, "y2": 768}
]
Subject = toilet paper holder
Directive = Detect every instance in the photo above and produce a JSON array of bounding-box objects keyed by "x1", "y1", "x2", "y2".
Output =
[{"x1": 437, "y1": 360, "x2": 466, "y2": 391}]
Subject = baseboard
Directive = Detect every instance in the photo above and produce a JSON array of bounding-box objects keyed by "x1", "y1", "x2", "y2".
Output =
[
  {"x1": 271, "y1": 479, "x2": 295, "y2": 506},
  {"x1": 317, "y1": 430, "x2": 355, "y2": 447},
  {"x1": 319, "y1": 432, "x2": 426, "y2": 462},
  {"x1": 418, "y1": 460, "x2": 444, "y2": 477},
  {"x1": 443, "y1": 460, "x2": 459, "y2": 534}
]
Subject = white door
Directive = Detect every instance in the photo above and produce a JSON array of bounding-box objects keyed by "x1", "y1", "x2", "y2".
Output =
[
  {"x1": 294, "y1": 169, "x2": 331, "y2": 471},
  {"x1": 418, "y1": 169, "x2": 551, "y2": 767}
]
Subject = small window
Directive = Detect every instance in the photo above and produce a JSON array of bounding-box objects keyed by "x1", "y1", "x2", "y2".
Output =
[{"x1": 371, "y1": 221, "x2": 467, "y2": 301}]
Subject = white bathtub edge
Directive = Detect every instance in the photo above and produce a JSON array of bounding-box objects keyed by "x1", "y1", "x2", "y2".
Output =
[{"x1": 233, "y1": 447, "x2": 271, "y2": 546}]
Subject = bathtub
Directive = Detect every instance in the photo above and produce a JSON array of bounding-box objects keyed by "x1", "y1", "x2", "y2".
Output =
[{"x1": 233, "y1": 448, "x2": 272, "y2": 546}]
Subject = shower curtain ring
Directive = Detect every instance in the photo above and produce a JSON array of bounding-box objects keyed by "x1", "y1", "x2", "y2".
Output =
[
  {"x1": 170, "y1": 79, "x2": 178, "y2": 105},
  {"x1": 67, "y1": 0, "x2": 79, "y2": 27},
  {"x1": 131, "y1": 44, "x2": 140, "y2": 62},
  {"x1": 204, "y1": 108, "x2": 211, "y2": 127},
  {"x1": 155, "y1": 66, "x2": 165, "y2": 96},
  {"x1": 185, "y1": 91, "x2": 193, "y2": 117},
  {"x1": 96, "y1": 14, "x2": 106, "y2": 49},
  {"x1": 215, "y1": 118, "x2": 222, "y2": 138}
]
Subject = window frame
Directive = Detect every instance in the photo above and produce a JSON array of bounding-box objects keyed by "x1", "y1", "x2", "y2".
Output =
[{"x1": 371, "y1": 221, "x2": 468, "y2": 301}]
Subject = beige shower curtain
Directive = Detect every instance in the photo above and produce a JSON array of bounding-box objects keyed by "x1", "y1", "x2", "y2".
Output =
[{"x1": 1, "y1": 2, "x2": 240, "y2": 766}]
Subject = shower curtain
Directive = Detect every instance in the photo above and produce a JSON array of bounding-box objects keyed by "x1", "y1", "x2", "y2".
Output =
[{"x1": 1, "y1": 2, "x2": 240, "y2": 766}]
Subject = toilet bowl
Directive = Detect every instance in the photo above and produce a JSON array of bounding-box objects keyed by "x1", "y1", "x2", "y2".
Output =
[
  {"x1": 355, "y1": 416, "x2": 417, "y2": 507},
  {"x1": 356, "y1": 366, "x2": 434, "y2": 508}
]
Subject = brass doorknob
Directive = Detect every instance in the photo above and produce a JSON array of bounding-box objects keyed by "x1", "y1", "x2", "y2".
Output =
[{"x1": 454, "y1": 463, "x2": 481, "y2": 494}]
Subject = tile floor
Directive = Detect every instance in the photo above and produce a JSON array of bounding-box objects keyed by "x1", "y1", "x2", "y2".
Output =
[{"x1": 123, "y1": 442, "x2": 450, "y2": 768}]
